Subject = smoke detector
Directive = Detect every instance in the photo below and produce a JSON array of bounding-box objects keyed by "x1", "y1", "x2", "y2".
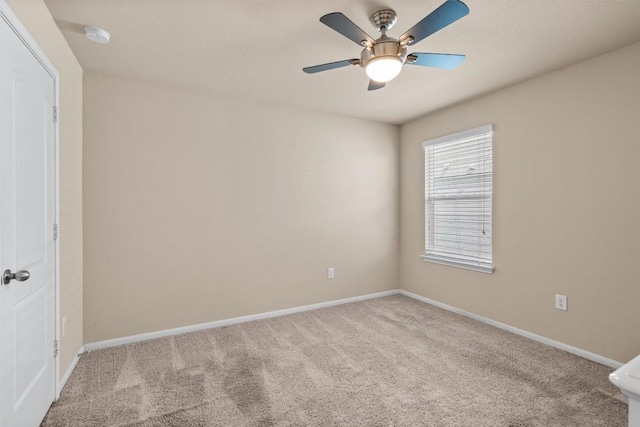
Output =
[{"x1": 84, "y1": 26, "x2": 111, "y2": 44}]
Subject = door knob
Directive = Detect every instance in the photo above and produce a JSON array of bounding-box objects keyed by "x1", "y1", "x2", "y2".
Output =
[{"x1": 2, "y1": 269, "x2": 30, "y2": 285}]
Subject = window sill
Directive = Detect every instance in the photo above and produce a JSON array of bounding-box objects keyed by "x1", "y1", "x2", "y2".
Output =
[{"x1": 421, "y1": 255, "x2": 495, "y2": 274}]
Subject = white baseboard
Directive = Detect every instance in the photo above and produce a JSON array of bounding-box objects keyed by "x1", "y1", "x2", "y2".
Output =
[
  {"x1": 84, "y1": 290, "x2": 400, "y2": 352},
  {"x1": 57, "y1": 345, "x2": 85, "y2": 398},
  {"x1": 399, "y1": 290, "x2": 623, "y2": 369},
  {"x1": 82, "y1": 288, "x2": 622, "y2": 370}
]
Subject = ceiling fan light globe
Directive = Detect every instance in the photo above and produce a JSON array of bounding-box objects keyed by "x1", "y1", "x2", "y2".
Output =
[{"x1": 365, "y1": 56, "x2": 403, "y2": 83}]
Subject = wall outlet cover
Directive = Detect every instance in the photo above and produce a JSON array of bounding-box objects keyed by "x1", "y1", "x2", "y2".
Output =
[{"x1": 555, "y1": 294, "x2": 567, "y2": 311}]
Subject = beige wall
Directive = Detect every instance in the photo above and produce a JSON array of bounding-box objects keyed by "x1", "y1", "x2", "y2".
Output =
[
  {"x1": 83, "y1": 72, "x2": 399, "y2": 342},
  {"x1": 400, "y1": 42, "x2": 640, "y2": 363},
  {"x1": 6, "y1": 0, "x2": 84, "y2": 376}
]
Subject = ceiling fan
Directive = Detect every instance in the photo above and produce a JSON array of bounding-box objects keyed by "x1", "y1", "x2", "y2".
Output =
[{"x1": 303, "y1": 0, "x2": 469, "y2": 91}]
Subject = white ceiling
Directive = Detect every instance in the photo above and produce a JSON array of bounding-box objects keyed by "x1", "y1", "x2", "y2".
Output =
[{"x1": 45, "y1": 0, "x2": 640, "y2": 124}]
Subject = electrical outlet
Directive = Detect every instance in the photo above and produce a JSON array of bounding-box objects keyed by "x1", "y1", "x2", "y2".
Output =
[
  {"x1": 555, "y1": 294, "x2": 567, "y2": 311},
  {"x1": 62, "y1": 316, "x2": 68, "y2": 337},
  {"x1": 327, "y1": 268, "x2": 334, "y2": 279}
]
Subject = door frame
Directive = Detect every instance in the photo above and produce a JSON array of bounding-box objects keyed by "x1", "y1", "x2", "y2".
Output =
[{"x1": 0, "y1": 0, "x2": 61, "y2": 400}]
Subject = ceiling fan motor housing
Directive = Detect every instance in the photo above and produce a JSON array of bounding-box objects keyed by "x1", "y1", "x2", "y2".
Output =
[{"x1": 360, "y1": 36, "x2": 408, "y2": 68}]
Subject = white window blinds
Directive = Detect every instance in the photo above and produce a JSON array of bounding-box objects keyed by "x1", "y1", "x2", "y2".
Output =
[{"x1": 422, "y1": 124, "x2": 494, "y2": 273}]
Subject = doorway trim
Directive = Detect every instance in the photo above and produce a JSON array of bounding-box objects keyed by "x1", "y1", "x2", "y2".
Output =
[{"x1": 0, "y1": 0, "x2": 61, "y2": 400}]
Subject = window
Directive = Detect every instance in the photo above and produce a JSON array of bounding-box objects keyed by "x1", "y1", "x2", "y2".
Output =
[{"x1": 422, "y1": 124, "x2": 494, "y2": 273}]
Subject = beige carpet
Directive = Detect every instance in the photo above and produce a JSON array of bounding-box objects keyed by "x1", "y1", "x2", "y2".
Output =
[{"x1": 42, "y1": 295, "x2": 627, "y2": 426}]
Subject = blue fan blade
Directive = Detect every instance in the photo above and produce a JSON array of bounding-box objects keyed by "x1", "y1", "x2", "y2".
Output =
[
  {"x1": 407, "y1": 53, "x2": 465, "y2": 69},
  {"x1": 303, "y1": 59, "x2": 358, "y2": 74},
  {"x1": 320, "y1": 13, "x2": 375, "y2": 46},
  {"x1": 400, "y1": 0, "x2": 469, "y2": 46},
  {"x1": 368, "y1": 80, "x2": 385, "y2": 91}
]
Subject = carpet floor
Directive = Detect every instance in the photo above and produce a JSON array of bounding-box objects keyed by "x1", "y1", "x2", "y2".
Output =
[{"x1": 41, "y1": 295, "x2": 627, "y2": 426}]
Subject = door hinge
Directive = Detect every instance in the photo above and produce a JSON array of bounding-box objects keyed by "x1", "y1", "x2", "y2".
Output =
[
  {"x1": 54, "y1": 340, "x2": 59, "y2": 358},
  {"x1": 53, "y1": 224, "x2": 59, "y2": 240},
  {"x1": 53, "y1": 106, "x2": 58, "y2": 123}
]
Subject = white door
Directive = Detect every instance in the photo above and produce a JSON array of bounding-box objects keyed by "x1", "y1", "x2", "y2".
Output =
[{"x1": 0, "y1": 11, "x2": 57, "y2": 427}]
